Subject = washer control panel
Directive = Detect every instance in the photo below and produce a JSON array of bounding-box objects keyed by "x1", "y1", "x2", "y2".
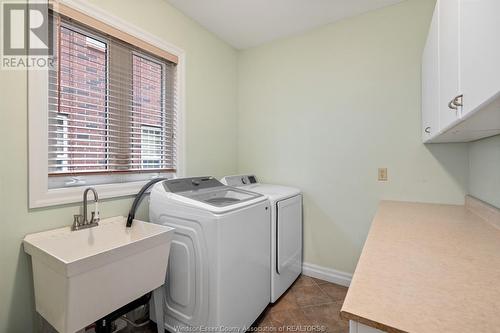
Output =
[
  {"x1": 163, "y1": 176, "x2": 223, "y2": 193},
  {"x1": 221, "y1": 174, "x2": 258, "y2": 187}
]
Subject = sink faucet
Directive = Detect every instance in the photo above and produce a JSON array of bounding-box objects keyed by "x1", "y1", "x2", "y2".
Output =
[{"x1": 72, "y1": 187, "x2": 100, "y2": 231}]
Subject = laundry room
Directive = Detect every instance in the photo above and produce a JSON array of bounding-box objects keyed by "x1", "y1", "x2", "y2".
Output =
[{"x1": 1, "y1": 0, "x2": 500, "y2": 332}]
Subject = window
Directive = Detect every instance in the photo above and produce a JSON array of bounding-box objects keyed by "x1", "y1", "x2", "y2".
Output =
[
  {"x1": 48, "y1": 17, "x2": 176, "y2": 180},
  {"x1": 45, "y1": 14, "x2": 179, "y2": 191},
  {"x1": 49, "y1": 26, "x2": 108, "y2": 175},
  {"x1": 28, "y1": 2, "x2": 184, "y2": 208}
]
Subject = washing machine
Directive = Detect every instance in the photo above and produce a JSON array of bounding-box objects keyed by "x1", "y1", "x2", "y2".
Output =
[
  {"x1": 221, "y1": 175, "x2": 302, "y2": 303},
  {"x1": 149, "y1": 176, "x2": 271, "y2": 332}
]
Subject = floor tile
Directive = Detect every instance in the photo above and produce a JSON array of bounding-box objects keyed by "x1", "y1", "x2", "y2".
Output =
[
  {"x1": 269, "y1": 289, "x2": 300, "y2": 313},
  {"x1": 257, "y1": 314, "x2": 280, "y2": 332},
  {"x1": 301, "y1": 301, "x2": 349, "y2": 333},
  {"x1": 292, "y1": 275, "x2": 317, "y2": 288},
  {"x1": 291, "y1": 284, "x2": 332, "y2": 307},
  {"x1": 317, "y1": 282, "x2": 348, "y2": 302},
  {"x1": 270, "y1": 309, "x2": 308, "y2": 326}
]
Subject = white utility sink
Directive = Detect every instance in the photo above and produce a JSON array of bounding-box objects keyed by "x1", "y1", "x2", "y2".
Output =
[{"x1": 23, "y1": 216, "x2": 174, "y2": 333}]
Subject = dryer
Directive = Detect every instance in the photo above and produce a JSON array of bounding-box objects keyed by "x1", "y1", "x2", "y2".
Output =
[
  {"x1": 149, "y1": 176, "x2": 271, "y2": 332},
  {"x1": 221, "y1": 175, "x2": 303, "y2": 302}
]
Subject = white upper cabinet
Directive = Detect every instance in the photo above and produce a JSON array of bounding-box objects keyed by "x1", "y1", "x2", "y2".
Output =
[
  {"x1": 421, "y1": 2, "x2": 440, "y2": 141},
  {"x1": 422, "y1": 0, "x2": 500, "y2": 143},
  {"x1": 460, "y1": 0, "x2": 500, "y2": 116},
  {"x1": 438, "y1": 0, "x2": 461, "y2": 129}
]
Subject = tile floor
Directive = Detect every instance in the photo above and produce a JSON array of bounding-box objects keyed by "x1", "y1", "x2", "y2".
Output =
[
  {"x1": 133, "y1": 275, "x2": 349, "y2": 333},
  {"x1": 255, "y1": 275, "x2": 349, "y2": 333}
]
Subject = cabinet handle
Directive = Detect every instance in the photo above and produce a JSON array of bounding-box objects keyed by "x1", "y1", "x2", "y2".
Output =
[
  {"x1": 453, "y1": 94, "x2": 463, "y2": 108},
  {"x1": 425, "y1": 127, "x2": 431, "y2": 134},
  {"x1": 448, "y1": 94, "x2": 463, "y2": 110},
  {"x1": 448, "y1": 98, "x2": 458, "y2": 110}
]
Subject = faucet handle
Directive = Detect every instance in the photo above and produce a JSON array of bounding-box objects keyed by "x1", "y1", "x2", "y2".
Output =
[
  {"x1": 90, "y1": 211, "x2": 97, "y2": 224},
  {"x1": 72, "y1": 214, "x2": 83, "y2": 230}
]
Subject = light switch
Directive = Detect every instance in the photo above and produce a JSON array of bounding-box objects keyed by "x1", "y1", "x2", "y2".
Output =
[{"x1": 378, "y1": 168, "x2": 388, "y2": 181}]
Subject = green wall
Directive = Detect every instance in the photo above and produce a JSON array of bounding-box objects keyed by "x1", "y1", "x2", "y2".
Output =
[
  {"x1": 236, "y1": 0, "x2": 469, "y2": 273},
  {"x1": 0, "y1": 0, "x2": 238, "y2": 331}
]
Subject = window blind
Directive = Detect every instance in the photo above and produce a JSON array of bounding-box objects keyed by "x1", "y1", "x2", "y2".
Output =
[{"x1": 48, "y1": 15, "x2": 177, "y2": 178}]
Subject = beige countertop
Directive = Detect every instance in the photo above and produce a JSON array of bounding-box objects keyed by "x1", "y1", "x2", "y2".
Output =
[{"x1": 341, "y1": 198, "x2": 500, "y2": 333}]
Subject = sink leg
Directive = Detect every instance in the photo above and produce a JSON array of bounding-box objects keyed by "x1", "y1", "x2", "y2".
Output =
[{"x1": 153, "y1": 287, "x2": 164, "y2": 333}]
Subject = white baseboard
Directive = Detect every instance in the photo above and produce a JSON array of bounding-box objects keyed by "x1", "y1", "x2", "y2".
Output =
[{"x1": 302, "y1": 262, "x2": 352, "y2": 287}]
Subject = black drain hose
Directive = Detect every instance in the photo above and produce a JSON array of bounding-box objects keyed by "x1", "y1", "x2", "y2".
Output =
[{"x1": 126, "y1": 177, "x2": 167, "y2": 228}]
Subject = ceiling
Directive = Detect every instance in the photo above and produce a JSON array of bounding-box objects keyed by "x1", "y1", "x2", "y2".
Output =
[{"x1": 166, "y1": 0, "x2": 405, "y2": 49}]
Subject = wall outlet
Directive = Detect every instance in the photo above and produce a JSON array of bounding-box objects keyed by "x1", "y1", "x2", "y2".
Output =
[{"x1": 378, "y1": 168, "x2": 388, "y2": 181}]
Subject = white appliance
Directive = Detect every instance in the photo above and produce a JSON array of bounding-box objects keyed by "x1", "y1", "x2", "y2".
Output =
[
  {"x1": 149, "y1": 176, "x2": 271, "y2": 332},
  {"x1": 221, "y1": 175, "x2": 302, "y2": 303}
]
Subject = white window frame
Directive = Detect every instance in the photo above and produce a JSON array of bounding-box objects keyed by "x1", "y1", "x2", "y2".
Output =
[{"x1": 28, "y1": 0, "x2": 186, "y2": 208}]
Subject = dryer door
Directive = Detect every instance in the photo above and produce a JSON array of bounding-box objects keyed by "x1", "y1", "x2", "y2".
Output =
[{"x1": 276, "y1": 195, "x2": 302, "y2": 275}]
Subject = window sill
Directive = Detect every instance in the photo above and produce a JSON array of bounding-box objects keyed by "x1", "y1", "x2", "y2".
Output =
[{"x1": 30, "y1": 180, "x2": 156, "y2": 208}]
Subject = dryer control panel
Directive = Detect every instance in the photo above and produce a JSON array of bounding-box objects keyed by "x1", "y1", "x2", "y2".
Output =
[{"x1": 221, "y1": 174, "x2": 258, "y2": 187}]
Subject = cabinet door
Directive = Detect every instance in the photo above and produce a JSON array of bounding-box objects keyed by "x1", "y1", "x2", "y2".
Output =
[
  {"x1": 461, "y1": 0, "x2": 500, "y2": 116},
  {"x1": 421, "y1": 2, "x2": 439, "y2": 142},
  {"x1": 439, "y1": 0, "x2": 461, "y2": 129}
]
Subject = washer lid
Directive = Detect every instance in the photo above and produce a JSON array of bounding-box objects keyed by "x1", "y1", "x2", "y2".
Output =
[
  {"x1": 163, "y1": 176, "x2": 263, "y2": 207},
  {"x1": 186, "y1": 187, "x2": 263, "y2": 207}
]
